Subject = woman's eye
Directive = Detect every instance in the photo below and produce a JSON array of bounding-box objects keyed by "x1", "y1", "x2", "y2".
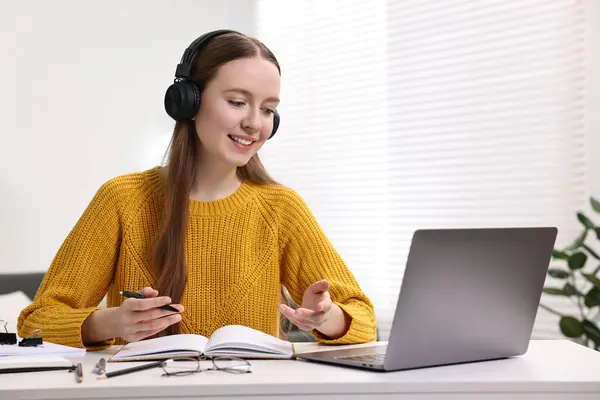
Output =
[
  {"x1": 262, "y1": 108, "x2": 275, "y2": 115},
  {"x1": 228, "y1": 100, "x2": 246, "y2": 107}
]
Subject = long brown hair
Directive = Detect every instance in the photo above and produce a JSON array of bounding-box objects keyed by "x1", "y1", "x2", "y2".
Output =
[{"x1": 153, "y1": 33, "x2": 280, "y2": 334}]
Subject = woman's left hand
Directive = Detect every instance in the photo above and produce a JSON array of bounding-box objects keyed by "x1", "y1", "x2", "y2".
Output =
[{"x1": 278, "y1": 279, "x2": 333, "y2": 332}]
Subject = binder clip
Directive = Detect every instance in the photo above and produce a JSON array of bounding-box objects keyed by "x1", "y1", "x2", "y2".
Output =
[
  {"x1": 18, "y1": 328, "x2": 43, "y2": 347},
  {"x1": 0, "y1": 320, "x2": 17, "y2": 345}
]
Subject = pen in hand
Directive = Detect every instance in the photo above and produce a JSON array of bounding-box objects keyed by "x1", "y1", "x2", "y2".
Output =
[
  {"x1": 120, "y1": 291, "x2": 181, "y2": 313},
  {"x1": 113, "y1": 287, "x2": 183, "y2": 342}
]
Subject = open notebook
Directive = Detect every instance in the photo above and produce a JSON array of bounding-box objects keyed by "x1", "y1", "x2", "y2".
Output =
[{"x1": 109, "y1": 325, "x2": 295, "y2": 362}]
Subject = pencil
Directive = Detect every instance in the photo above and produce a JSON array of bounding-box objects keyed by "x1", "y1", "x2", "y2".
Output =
[{"x1": 97, "y1": 360, "x2": 165, "y2": 380}]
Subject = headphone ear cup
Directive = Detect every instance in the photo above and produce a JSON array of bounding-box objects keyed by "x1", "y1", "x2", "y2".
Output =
[
  {"x1": 164, "y1": 81, "x2": 201, "y2": 120},
  {"x1": 269, "y1": 109, "x2": 280, "y2": 139}
]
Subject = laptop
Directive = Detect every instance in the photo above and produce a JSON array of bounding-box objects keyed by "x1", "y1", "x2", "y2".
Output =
[{"x1": 297, "y1": 227, "x2": 557, "y2": 372}]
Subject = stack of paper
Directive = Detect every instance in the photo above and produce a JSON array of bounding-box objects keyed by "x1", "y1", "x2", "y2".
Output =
[
  {"x1": 0, "y1": 341, "x2": 85, "y2": 358},
  {"x1": 0, "y1": 355, "x2": 74, "y2": 370},
  {"x1": 0, "y1": 341, "x2": 85, "y2": 374}
]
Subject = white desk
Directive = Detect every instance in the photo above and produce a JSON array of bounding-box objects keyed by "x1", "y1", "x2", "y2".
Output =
[{"x1": 1, "y1": 340, "x2": 599, "y2": 400}]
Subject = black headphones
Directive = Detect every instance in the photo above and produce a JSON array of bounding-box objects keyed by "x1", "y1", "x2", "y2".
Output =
[{"x1": 164, "y1": 29, "x2": 280, "y2": 139}]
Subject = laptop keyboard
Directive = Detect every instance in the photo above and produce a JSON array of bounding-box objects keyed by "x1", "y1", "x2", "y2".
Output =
[{"x1": 336, "y1": 353, "x2": 386, "y2": 365}]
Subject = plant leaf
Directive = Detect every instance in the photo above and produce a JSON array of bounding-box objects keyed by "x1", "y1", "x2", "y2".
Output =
[
  {"x1": 543, "y1": 288, "x2": 566, "y2": 296},
  {"x1": 577, "y1": 213, "x2": 595, "y2": 229},
  {"x1": 596, "y1": 227, "x2": 600, "y2": 241},
  {"x1": 560, "y1": 316, "x2": 583, "y2": 338},
  {"x1": 568, "y1": 252, "x2": 587, "y2": 270},
  {"x1": 548, "y1": 268, "x2": 570, "y2": 279},
  {"x1": 591, "y1": 197, "x2": 600, "y2": 213},
  {"x1": 552, "y1": 249, "x2": 569, "y2": 260},
  {"x1": 584, "y1": 287, "x2": 600, "y2": 308},
  {"x1": 563, "y1": 283, "x2": 581, "y2": 296},
  {"x1": 566, "y1": 229, "x2": 588, "y2": 250},
  {"x1": 583, "y1": 273, "x2": 600, "y2": 289},
  {"x1": 582, "y1": 320, "x2": 600, "y2": 347},
  {"x1": 583, "y1": 244, "x2": 600, "y2": 260}
]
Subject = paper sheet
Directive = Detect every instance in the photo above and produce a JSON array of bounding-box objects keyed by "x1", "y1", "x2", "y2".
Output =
[
  {"x1": 0, "y1": 355, "x2": 73, "y2": 369},
  {"x1": 0, "y1": 341, "x2": 85, "y2": 358}
]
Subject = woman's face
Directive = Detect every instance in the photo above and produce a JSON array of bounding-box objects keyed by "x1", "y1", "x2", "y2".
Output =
[{"x1": 194, "y1": 56, "x2": 281, "y2": 168}]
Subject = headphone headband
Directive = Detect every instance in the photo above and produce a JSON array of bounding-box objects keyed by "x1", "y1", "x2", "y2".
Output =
[{"x1": 175, "y1": 29, "x2": 240, "y2": 80}]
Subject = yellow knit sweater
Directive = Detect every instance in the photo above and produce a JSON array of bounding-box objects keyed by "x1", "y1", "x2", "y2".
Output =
[{"x1": 17, "y1": 167, "x2": 377, "y2": 349}]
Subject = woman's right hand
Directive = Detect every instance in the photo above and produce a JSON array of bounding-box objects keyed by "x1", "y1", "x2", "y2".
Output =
[
  {"x1": 114, "y1": 287, "x2": 184, "y2": 342},
  {"x1": 82, "y1": 287, "x2": 184, "y2": 345}
]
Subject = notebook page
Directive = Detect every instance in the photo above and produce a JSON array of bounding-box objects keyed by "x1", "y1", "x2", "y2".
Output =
[
  {"x1": 205, "y1": 325, "x2": 293, "y2": 357},
  {"x1": 111, "y1": 334, "x2": 208, "y2": 361}
]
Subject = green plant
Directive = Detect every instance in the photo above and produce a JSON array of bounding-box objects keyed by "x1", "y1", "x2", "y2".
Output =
[{"x1": 540, "y1": 197, "x2": 600, "y2": 351}]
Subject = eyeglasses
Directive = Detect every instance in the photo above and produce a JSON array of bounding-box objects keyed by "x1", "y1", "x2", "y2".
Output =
[{"x1": 160, "y1": 356, "x2": 252, "y2": 377}]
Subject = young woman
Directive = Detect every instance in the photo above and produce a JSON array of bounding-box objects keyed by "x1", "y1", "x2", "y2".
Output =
[{"x1": 17, "y1": 30, "x2": 377, "y2": 349}]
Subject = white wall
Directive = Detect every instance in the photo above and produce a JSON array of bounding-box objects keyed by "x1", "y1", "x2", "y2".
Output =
[
  {"x1": 2, "y1": 0, "x2": 598, "y2": 279},
  {"x1": 587, "y1": 0, "x2": 600, "y2": 200},
  {"x1": 0, "y1": 0, "x2": 256, "y2": 273}
]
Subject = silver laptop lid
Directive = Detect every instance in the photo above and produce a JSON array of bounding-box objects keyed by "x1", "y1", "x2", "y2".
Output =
[{"x1": 384, "y1": 227, "x2": 557, "y2": 371}]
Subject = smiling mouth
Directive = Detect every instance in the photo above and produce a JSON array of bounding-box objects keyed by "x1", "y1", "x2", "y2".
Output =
[{"x1": 228, "y1": 134, "x2": 254, "y2": 146}]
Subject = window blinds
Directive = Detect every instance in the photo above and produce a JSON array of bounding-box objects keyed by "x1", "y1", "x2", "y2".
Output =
[{"x1": 256, "y1": 0, "x2": 590, "y2": 340}]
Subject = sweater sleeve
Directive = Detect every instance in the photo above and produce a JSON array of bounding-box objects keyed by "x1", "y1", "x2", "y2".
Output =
[
  {"x1": 17, "y1": 179, "x2": 123, "y2": 350},
  {"x1": 276, "y1": 188, "x2": 377, "y2": 344}
]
